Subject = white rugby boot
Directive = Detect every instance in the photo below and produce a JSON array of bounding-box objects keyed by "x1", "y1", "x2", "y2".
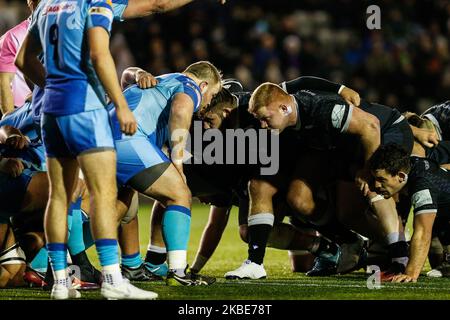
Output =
[
  {"x1": 50, "y1": 283, "x2": 81, "y2": 300},
  {"x1": 224, "y1": 260, "x2": 267, "y2": 280},
  {"x1": 101, "y1": 278, "x2": 158, "y2": 300}
]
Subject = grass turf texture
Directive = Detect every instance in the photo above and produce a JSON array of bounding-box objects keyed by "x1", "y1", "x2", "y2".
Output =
[{"x1": 1, "y1": 201, "x2": 450, "y2": 300}]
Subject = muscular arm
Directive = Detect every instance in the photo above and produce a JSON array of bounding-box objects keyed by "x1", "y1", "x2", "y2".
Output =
[
  {"x1": 0, "y1": 72, "x2": 15, "y2": 115},
  {"x1": 14, "y1": 33, "x2": 44, "y2": 88},
  {"x1": 88, "y1": 27, "x2": 136, "y2": 135},
  {"x1": 345, "y1": 106, "x2": 381, "y2": 163},
  {"x1": 283, "y1": 76, "x2": 360, "y2": 106},
  {"x1": 168, "y1": 93, "x2": 194, "y2": 173},
  {"x1": 405, "y1": 213, "x2": 435, "y2": 280},
  {"x1": 122, "y1": 0, "x2": 194, "y2": 19},
  {"x1": 191, "y1": 205, "x2": 231, "y2": 273}
]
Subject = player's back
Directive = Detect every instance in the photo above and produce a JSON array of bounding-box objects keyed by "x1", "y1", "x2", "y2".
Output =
[
  {"x1": 0, "y1": 102, "x2": 38, "y2": 141},
  {"x1": 30, "y1": 0, "x2": 113, "y2": 115},
  {"x1": 110, "y1": 73, "x2": 201, "y2": 146}
]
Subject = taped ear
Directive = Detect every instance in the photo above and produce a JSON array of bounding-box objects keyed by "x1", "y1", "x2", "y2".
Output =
[{"x1": 283, "y1": 105, "x2": 292, "y2": 116}]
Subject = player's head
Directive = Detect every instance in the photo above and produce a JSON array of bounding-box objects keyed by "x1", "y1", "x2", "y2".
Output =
[
  {"x1": 368, "y1": 143, "x2": 411, "y2": 198},
  {"x1": 184, "y1": 61, "x2": 222, "y2": 110},
  {"x1": 403, "y1": 111, "x2": 438, "y2": 133},
  {"x1": 200, "y1": 87, "x2": 237, "y2": 129},
  {"x1": 248, "y1": 82, "x2": 293, "y2": 132}
]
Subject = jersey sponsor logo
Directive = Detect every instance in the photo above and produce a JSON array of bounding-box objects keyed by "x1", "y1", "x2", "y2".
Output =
[
  {"x1": 43, "y1": 1, "x2": 77, "y2": 16},
  {"x1": 412, "y1": 189, "x2": 433, "y2": 209},
  {"x1": 299, "y1": 89, "x2": 316, "y2": 96}
]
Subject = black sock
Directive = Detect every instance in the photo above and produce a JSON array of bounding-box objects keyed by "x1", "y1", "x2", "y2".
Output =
[
  {"x1": 70, "y1": 250, "x2": 91, "y2": 266},
  {"x1": 248, "y1": 224, "x2": 272, "y2": 265},
  {"x1": 145, "y1": 250, "x2": 167, "y2": 265},
  {"x1": 314, "y1": 219, "x2": 359, "y2": 245}
]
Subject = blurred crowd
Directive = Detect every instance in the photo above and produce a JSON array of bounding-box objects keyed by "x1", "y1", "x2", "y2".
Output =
[{"x1": 1, "y1": 0, "x2": 449, "y2": 113}]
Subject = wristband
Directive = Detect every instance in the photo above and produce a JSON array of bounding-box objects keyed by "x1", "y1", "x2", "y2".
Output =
[{"x1": 338, "y1": 85, "x2": 346, "y2": 94}]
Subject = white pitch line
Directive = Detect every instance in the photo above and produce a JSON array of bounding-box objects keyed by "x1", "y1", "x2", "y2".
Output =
[{"x1": 221, "y1": 281, "x2": 449, "y2": 291}]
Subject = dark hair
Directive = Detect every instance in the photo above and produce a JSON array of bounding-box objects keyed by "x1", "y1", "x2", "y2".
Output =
[
  {"x1": 204, "y1": 88, "x2": 236, "y2": 114},
  {"x1": 368, "y1": 143, "x2": 411, "y2": 176}
]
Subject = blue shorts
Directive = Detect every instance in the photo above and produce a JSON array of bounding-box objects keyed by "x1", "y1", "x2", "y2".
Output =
[
  {"x1": 0, "y1": 168, "x2": 38, "y2": 223},
  {"x1": 42, "y1": 109, "x2": 115, "y2": 158},
  {"x1": 116, "y1": 136, "x2": 170, "y2": 186}
]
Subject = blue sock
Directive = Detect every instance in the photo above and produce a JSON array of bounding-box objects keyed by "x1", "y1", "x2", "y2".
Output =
[
  {"x1": 121, "y1": 252, "x2": 142, "y2": 269},
  {"x1": 162, "y1": 205, "x2": 191, "y2": 273},
  {"x1": 67, "y1": 208, "x2": 73, "y2": 237},
  {"x1": 47, "y1": 243, "x2": 67, "y2": 273},
  {"x1": 95, "y1": 239, "x2": 119, "y2": 267},
  {"x1": 67, "y1": 198, "x2": 85, "y2": 256},
  {"x1": 30, "y1": 247, "x2": 48, "y2": 272}
]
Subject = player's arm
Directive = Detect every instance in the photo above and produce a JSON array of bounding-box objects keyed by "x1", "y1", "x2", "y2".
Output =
[
  {"x1": 345, "y1": 106, "x2": 381, "y2": 162},
  {"x1": 191, "y1": 205, "x2": 231, "y2": 274},
  {"x1": 393, "y1": 212, "x2": 435, "y2": 282},
  {"x1": 14, "y1": 33, "x2": 45, "y2": 89},
  {"x1": 410, "y1": 125, "x2": 439, "y2": 148},
  {"x1": 122, "y1": 0, "x2": 191, "y2": 19},
  {"x1": 0, "y1": 125, "x2": 29, "y2": 149},
  {"x1": 282, "y1": 76, "x2": 360, "y2": 106},
  {"x1": 168, "y1": 92, "x2": 194, "y2": 178},
  {"x1": 120, "y1": 67, "x2": 157, "y2": 89},
  {"x1": 0, "y1": 72, "x2": 15, "y2": 115},
  {"x1": 88, "y1": 27, "x2": 136, "y2": 135}
]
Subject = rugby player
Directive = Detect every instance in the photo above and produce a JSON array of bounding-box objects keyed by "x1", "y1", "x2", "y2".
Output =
[
  {"x1": 109, "y1": 61, "x2": 222, "y2": 286},
  {"x1": 16, "y1": 0, "x2": 158, "y2": 300},
  {"x1": 369, "y1": 143, "x2": 450, "y2": 282},
  {"x1": 225, "y1": 83, "x2": 414, "y2": 279}
]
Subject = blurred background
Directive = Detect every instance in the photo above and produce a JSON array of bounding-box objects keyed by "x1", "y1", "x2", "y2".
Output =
[{"x1": 1, "y1": 0, "x2": 449, "y2": 114}]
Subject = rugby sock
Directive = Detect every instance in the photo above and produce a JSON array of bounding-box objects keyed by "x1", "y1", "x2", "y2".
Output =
[
  {"x1": 145, "y1": 245, "x2": 167, "y2": 265},
  {"x1": 47, "y1": 243, "x2": 69, "y2": 287},
  {"x1": 95, "y1": 239, "x2": 123, "y2": 286},
  {"x1": 247, "y1": 213, "x2": 274, "y2": 265},
  {"x1": 68, "y1": 198, "x2": 85, "y2": 256},
  {"x1": 162, "y1": 205, "x2": 191, "y2": 276},
  {"x1": 121, "y1": 252, "x2": 142, "y2": 269},
  {"x1": 386, "y1": 232, "x2": 408, "y2": 268},
  {"x1": 30, "y1": 247, "x2": 48, "y2": 273}
]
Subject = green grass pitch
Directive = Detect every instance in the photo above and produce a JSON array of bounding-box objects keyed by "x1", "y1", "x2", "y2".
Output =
[{"x1": 1, "y1": 201, "x2": 450, "y2": 300}]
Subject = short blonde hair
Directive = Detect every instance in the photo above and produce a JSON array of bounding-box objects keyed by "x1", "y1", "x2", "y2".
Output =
[
  {"x1": 184, "y1": 61, "x2": 222, "y2": 88},
  {"x1": 248, "y1": 82, "x2": 288, "y2": 113}
]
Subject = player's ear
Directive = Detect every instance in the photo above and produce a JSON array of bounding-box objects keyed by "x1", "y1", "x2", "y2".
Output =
[
  {"x1": 200, "y1": 81, "x2": 208, "y2": 94},
  {"x1": 280, "y1": 104, "x2": 292, "y2": 116},
  {"x1": 398, "y1": 171, "x2": 408, "y2": 183},
  {"x1": 222, "y1": 107, "x2": 233, "y2": 119}
]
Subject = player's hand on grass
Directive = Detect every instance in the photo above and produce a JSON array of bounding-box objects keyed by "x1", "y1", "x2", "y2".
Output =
[
  {"x1": 0, "y1": 158, "x2": 25, "y2": 177},
  {"x1": 392, "y1": 273, "x2": 417, "y2": 283},
  {"x1": 135, "y1": 70, "x2": 158, "y2": 89},
  {"x1": 340, "y1": 87, "x2": 360, "y2": 107},
  {"x1": 116, "y1": 106, "x2": 137, "y2": 136},
  {"x1": 415, "y1": 127, "x2": 439, "y2": 148}
]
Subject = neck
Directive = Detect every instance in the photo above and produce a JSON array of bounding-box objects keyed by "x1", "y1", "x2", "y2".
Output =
[{"x1": 183, "y1": 72, "x2": 201, "y2": 87}]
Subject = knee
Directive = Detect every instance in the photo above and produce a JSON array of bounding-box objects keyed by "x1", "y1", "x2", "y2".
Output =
[
  {"x1": 167, "y1": 184, "x2": 192, "y2": 207},
  {"x1": 287, "y1": 189, "x2": 315, "y2": 216},
  {"x1": 248, "y1": 179, "x2": 277, "y2": 201}
]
